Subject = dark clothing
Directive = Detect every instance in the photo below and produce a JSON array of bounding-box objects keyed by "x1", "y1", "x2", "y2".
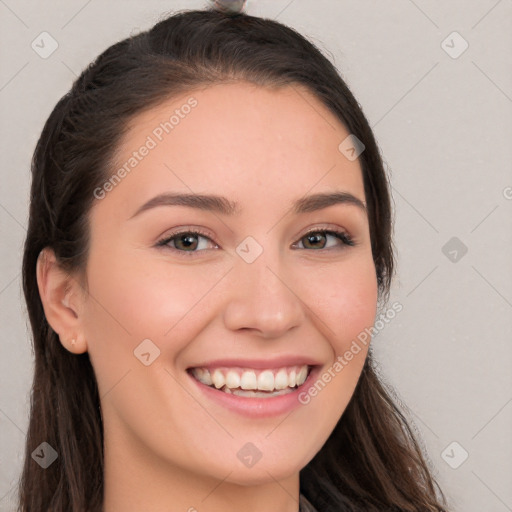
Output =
[{"x1": 299, "y1": 493, "x2": 317, "y2": 512}]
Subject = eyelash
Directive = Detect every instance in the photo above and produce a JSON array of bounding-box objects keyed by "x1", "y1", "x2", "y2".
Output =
[{"x1": 155, "y1": 227, "x2": 355, "y2": 257}]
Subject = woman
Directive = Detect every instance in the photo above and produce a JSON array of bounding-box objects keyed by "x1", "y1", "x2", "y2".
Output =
[{"x1": 18, "y1": 4, "x2": 448, "y2": 511}]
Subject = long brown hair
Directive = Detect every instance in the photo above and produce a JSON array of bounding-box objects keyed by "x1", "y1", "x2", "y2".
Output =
[{"x1": 19, "y1": 7, "x2": 448, "y2": 511}]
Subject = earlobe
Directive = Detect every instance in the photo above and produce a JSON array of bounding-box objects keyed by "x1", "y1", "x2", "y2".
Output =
[{"x1": 36, "y1": 247, "x2": 88, "y2": 354}]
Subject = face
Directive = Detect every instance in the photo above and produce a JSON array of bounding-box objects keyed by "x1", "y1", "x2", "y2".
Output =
[{"x1": 79, "y1": 82, "x2": 378, "y2": 485}]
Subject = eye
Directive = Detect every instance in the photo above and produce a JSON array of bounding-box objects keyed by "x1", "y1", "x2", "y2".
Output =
[
  {"x1": 294, "y1": 228, "x2": 355, "y2": 251},
  {"x1": 156, "y1": 228, "x2": 217, "y2": 256},
  {"x1": 156, "y1": 227, "x2": 355, "y2": 256}
]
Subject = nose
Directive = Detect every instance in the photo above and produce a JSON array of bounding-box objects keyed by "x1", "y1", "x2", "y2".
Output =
[{"x1": 222, "y1": 250, "x2": 306, "y2": 339}]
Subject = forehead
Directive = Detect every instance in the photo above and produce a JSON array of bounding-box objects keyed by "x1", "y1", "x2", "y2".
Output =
[{"x1": 97, "y1": 81, "x2": 365, "y2": 220}]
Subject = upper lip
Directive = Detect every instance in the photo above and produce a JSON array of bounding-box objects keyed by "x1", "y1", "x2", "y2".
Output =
[{"x1": 188, "y1": 356, "x2": 323, "y2": 370}]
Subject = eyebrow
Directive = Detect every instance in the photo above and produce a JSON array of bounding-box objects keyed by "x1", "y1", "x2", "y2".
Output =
[{"x1": 129, "y1": 191, "x2": 367, "y2": 219}]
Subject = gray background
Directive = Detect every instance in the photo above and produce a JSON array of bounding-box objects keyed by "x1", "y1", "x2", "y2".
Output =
[{"x1": 1, "y1": 1, "x2": 511, "y2": 511}]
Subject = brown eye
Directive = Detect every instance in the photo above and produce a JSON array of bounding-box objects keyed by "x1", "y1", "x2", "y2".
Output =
[
  {"x1": 156, "y1": 229, "x2": 216, "y2": 255},
  {"x1": 297, "y1": 229, "x2": 354, "y2": 250},
  {"x1": 174, "y1": 233, "x2": 200, "y2": 251}
]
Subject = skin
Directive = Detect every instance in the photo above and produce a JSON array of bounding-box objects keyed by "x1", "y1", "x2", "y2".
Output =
[{"x1": 37, "y1": 81, "x2": 378, "y2": 512}]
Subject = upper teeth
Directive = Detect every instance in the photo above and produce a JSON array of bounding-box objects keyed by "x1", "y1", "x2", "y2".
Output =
[{"x1": 191, "y1": 365, "x2": 309, "y2": 392}]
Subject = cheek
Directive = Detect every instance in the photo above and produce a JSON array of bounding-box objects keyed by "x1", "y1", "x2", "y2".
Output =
[
  {"x1": 84, "y1": 249, "x2": 197, "y2": 331},
  {"x1": 81, "y1": 251, "x2": 221, "y2": 369},
  {"x1": 300, "y1": 254, "x2": 378, "y2": 351},
  {"x1": 290, "y1": 256, "x2": 377, "y2": 457},
  {"x1": 84, "y1": 246, "x2": 378, "y2": 355}
]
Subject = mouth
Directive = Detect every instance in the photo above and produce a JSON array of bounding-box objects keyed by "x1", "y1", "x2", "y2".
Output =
[{"x1": 187, "y1": 364, "x2": 313, "y2": 398}]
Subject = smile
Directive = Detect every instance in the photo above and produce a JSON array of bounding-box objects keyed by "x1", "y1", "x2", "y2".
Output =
[{"x1": 189, "y1": 365, "x2": 311, "y2": 398}]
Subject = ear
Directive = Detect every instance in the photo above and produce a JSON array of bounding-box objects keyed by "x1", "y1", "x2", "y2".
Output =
[{"x1": 36, "y1": 247, "x2": 88, "y2": 354}]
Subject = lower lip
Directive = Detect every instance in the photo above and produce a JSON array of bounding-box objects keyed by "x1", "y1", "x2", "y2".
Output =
[{"x1": 187, "y1": 366, "x2": 321, "y2": 418}]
